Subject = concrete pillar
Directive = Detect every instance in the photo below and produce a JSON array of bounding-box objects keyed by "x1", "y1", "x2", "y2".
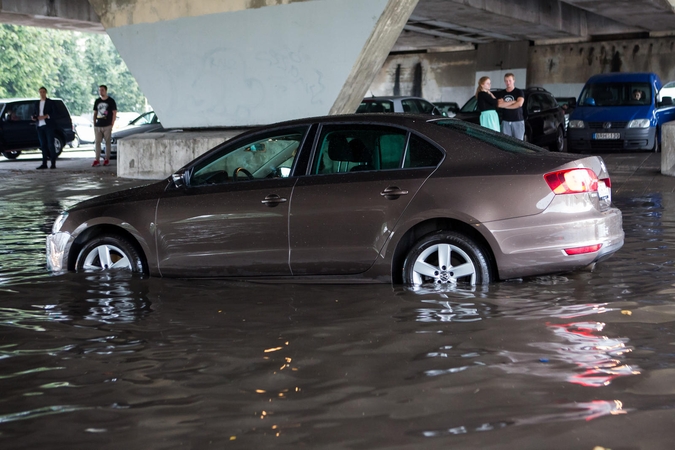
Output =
[
  {"x1": 88, "y1": 0, "x2": 418, "y2": 128},
  {"x1": 661, "y1": 122, "x2": 675, "y2": 176}
]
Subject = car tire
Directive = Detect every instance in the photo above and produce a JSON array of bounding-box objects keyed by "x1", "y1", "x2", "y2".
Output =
[
  {"x1": 54, "y1": 135, "x2": 65, "y2": 157},
  {"x1": 402, "y1": 231, "x2": 492, "y2": 286},
  {"x1": 653, "y1": 135, "x2": 660, "y2": 153},
  {"x1": 2, "y1": 150, "x2": 21, "y2": 159},
  {"x1": 549, "y1": 126, "x2": 564, "y2": 152},
  {"x1": 76, "y1": 235, "x2": 146, "y2": 273}
]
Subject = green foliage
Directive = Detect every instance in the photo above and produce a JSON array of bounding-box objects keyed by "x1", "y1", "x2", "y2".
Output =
[{"x1": 0, "y1": 24, "x2": 147, "y2": 116}]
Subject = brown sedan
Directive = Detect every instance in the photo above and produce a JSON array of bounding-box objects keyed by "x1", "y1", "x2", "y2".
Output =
[{"x1": 46, "y1": 114, "x2": 624, "y2": 285}]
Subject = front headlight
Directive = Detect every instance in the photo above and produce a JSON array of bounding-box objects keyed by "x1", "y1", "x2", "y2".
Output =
[
  {"x1": 52, "y1": 211, "x2": 69, "y2": 234},
  {"x1": 568, "y1": 120, "x2": 585, "y2": 129},
  {"x1": 627, "y1": 119, "x2": 650, "y2": 128}
]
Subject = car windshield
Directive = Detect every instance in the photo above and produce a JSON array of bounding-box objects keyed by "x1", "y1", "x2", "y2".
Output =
[
  {"x1": 356, "y1": 100, "x2": 394, "y2": 113},
  {"x1": 579, "y1": 82, "x2": 652, "y2": 106},
  {"x1": 130, "y1": 112, "x2": 158, "y2": 125},
  {"x1": 432, "y1": 119, "x2": 547, "y2": 154}
]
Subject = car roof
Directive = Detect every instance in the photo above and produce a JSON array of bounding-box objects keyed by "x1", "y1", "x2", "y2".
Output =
[
  {"x1": 585, "y1": 72, "x2": 660, "y2": 83},
  {"x1": 0, "y1": 97, "x2": 68, "y2": 105},
  {"x1": 361, "y1": 96, "x2": 430, "y2": 101}
]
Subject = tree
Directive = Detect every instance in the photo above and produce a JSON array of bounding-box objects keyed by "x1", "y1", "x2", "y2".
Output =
[{"x1": 0, "y1": 24, "x2": 147, "y2": 116}]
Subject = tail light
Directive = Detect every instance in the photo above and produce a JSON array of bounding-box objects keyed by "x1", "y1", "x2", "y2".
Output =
[
  {"x1": 564, "y1": 244, "x2": 602, "y2": 255},
  {"x1": 544, "y1": 168, "x2": 598, "y2": 194}
]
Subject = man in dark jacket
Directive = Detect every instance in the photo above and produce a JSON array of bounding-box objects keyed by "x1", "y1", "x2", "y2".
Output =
[{"x1": 33, "y1": 86, "x2": 58, "y2": 169}]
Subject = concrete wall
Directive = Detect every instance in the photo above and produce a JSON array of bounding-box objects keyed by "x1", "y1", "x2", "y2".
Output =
[
  {"x1": 528, "y1": 37, "x2": 675, "y2": 98},
  {"x1": 368, "y1": 41, "x2": 530, "y2": 106},
  {"x1": 368, "y1": 36, "x2": 675, "y2": 104},
  {"x1": 117, "y1": 130, "x2": 246, "y2": 179}
]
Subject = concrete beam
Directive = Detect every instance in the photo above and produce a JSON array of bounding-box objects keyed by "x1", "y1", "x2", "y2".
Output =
[
  {"x1": 0, "y1": 0, "x2": 103, "y2": 32},
  {"x1": 562, "y1": 0, "x2": 675, "y2": 31}
]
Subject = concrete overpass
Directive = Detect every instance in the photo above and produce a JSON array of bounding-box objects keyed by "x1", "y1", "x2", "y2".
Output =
[{"x1": 3, "y1": 0, "x2": 675, "y2": 178}]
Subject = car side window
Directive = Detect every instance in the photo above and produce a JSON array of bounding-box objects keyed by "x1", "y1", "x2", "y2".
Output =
[
  {"x1": 404, "y1": 134, "x2": 444, "y2": 168},
  {"x1": 13, "y1": 102, "x2": 34, "y2": 121},
  {"x1": 416, "y1": 99, "x2": 435, "y2": 114},
  {"x1": 189, "y1": 127, "x2": 307, "y2": 186},
  {"x1": 312, "y1": 125, "x2": 408, "y2": 174},
  {"x1": 401, "y1": 99, "x2": 420, "y2": 114}
]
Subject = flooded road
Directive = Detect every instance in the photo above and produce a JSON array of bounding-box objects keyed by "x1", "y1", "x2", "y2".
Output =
[{"x1": 2, "y1": 158, "x2": 675, "y2": 449}]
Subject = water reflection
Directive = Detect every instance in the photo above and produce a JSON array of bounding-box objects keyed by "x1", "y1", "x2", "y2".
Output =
[{"x1": 2, "y1": 172, "x2": 675, "y2": 447}]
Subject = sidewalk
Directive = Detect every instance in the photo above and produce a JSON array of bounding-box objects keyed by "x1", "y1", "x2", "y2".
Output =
[{"x1": 0, "y1": 149, "x2": 117, "y2": 178}]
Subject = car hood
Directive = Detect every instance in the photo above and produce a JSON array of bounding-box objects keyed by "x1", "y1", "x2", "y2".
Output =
[
  {"x1": 68, "y1": 179, "x2": 169, "y2": 212},
  {"x1": 570, "y1": 106, "x2": 652, "y2": 122}
]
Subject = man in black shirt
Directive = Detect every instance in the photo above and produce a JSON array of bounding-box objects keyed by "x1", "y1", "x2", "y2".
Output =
[
  {"x1": 92, "y1": 85, "x2": 117, "y2": 167},
  {"x1": 496, "y1": 73, "x2": 525, "y2": 140}
]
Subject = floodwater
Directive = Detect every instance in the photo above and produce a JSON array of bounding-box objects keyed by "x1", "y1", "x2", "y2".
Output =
[{"x1": 2, "y1": 164, "x2": 675, "y2": 449}]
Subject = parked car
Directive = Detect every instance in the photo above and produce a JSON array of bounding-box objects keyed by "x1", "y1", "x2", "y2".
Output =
[
  {"x1": 113, "y1": 111, "x2": 143, "y2": 132},
  {"x1": 567, "y1": 72, "x2": 675, "y2": 153},
  {"x1": 69, "y1": 116, "x2": 95, "y2": 148},
  {"x1": 103, "y1": 111, "x2": 163, "y2": 158},
  {"x1": 434, "y1": 102, "x2": 460, "y2": 117},
  {"x1": 0, "y1": 98, "x2": 75, "y2": 159},
  {"x1": 46, "y1": 114, "x2": 623, "y2": 285},
  {"x1": 555, "y1": 97, "x2": 577, "y2": 130},
  {"x1": 356, "y1": 96, "x2": 443, "y2": 115},
  {"x1": 454, "y1": 87, "x2": 566, "y2": 152}
]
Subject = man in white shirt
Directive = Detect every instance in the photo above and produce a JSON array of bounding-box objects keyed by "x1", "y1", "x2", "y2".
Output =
[{"x1": 33, "y1": 87, "x2": 58, "y2": 169}]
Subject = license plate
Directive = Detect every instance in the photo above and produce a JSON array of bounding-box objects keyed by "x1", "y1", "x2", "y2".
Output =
[{"x1": 593, "y1": 133, "x2": 620, "y2": 140}]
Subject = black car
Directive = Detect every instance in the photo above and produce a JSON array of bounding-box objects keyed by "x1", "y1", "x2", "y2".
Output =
[
  {"x1": 0, "y1": 98, "x2": 75, "y2": 159},
  {"x1": 454, "y1": 87, "x2": 566, "y2": 152}
]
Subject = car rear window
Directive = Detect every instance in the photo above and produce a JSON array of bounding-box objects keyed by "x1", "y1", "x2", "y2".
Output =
[
  {"x1": 356, "y1": 100, "x2": 394, "y2": 113},
  {"x1": 431, "y1": 119, "x2": 547, "y2": 155}
]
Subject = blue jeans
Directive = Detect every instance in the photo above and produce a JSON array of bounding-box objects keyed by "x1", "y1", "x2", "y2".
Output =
[{"x1": 37, "y1": 125, "x2": 56, "y2": 165}]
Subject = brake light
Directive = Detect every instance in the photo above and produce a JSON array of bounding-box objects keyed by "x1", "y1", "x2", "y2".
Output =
[
  {"x1": 600, "y1": 177, "x2": 611, "y2": 188},
  {"x1": 564, "y1": 244, "x2": 602, "y2": 255},
  {"x1": 544, "y1": 169, "x2": 598, "y2": 194}
]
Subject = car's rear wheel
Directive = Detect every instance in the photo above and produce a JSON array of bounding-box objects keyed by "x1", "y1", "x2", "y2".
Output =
[
  {"x1": 402, "y1": 231, "x2": 492, "y2": 286},
  {"x1": 76, "y1": 235, "x2": 145, "y2": 273},
  {"x1": 549, "y1": 126, "x2": 564, "y2": 152},
  {"x1": 2, "y1": 150, "x2": 21, "y2": 159}
]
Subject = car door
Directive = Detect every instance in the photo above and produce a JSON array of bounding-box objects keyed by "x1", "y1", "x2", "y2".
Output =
[
  {"x1": 657, "y1": 81, "x2": 675, "y2": 125},
  {"x1": 2, "y1": 101, "x2": 37, "y2": 148},
  {"x1": 289, "y1": 124, "x2": 443, "y2": 275},
  {"x1": 154, "y1": 126, "x2": 309, "y2": 277}
]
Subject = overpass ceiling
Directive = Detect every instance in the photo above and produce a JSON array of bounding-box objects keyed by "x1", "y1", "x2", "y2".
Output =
[
  {"x1": 394, "y1": 0, "x2": 675, "y2": 52},
  {"x1": 2, "y1": 0, "x2": 675, "y2": 51}
]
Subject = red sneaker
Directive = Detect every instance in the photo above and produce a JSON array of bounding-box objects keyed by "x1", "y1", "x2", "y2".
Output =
[
  {"x1": 103, "y1": 159, "x2": 110, "y2": 166},
  {"x1": 92, "y1": 160, "x2": 100, "y2": 167}
]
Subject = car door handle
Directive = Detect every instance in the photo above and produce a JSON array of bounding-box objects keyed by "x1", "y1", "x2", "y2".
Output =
[
  {"x1": 380, "y1": 186, "x2": 409, "y2": 200},
  {"x1": 261, "y1": 194, "x2": 288, "y2": 207}
]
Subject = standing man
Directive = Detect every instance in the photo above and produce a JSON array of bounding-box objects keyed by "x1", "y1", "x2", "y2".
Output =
[
  {"x1": 496, "y1": 73, "x2": 525, "y2": 140},
  {"x1": 93, "y1": 85, "x2": 117, "y2": 167},
  {"x1": 33, "y1": 86, "x2": 58, "y2": 170}
]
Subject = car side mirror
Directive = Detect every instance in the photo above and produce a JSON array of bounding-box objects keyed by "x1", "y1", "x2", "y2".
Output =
[
  {"x1": 659, "y1": 96, "x2": 673, "y2": 107},
  {"x1": 171, "y1": 171, "x2": 186, "y2": 188}
]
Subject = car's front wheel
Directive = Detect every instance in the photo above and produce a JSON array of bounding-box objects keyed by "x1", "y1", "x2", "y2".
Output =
[
  {"x1": 402, "y1": 231, "x2": 492, "y2": 286},
  {"x1": 2, "y1": 150, "x2": 21, "y2": 159},
  {"x1": 76, "y1": 235, "x2": 145, "y2": 273}
]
